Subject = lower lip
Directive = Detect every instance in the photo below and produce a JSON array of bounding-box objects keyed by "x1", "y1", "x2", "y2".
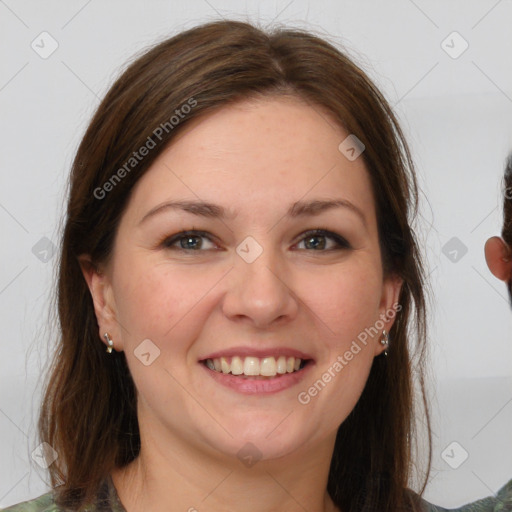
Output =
[{"x1": 200, "y1": 362, "x2": 313, "y2": 394}]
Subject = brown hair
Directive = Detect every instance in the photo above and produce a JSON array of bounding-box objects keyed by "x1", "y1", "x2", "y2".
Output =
[
  {"x1": 39, "y1": 19, "x2": 431, "y2": 511},
  {"x1": 502, "y1": 154, "x2": 512, "y2": 302},
  {"x1": 502, "y1": 153, "x2": 512, "y2": 247}
]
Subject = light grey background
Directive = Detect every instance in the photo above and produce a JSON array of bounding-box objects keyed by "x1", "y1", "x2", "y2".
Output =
[{"x1": 1, "y1": 0, "x2": 511, "y2": 509}]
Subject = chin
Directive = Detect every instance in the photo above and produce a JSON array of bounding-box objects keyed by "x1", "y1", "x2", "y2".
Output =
[{"x1": 207, "y1": 419, "x2": 309, "y2": 463}]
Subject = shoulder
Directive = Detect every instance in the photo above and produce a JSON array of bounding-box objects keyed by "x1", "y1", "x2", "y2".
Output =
[
  {"x1": 0, "y1": 491, "x2": 59, "y2": 512},
  {"x1": 0, "y1": 473, "x2": 126, "y2": 512},
  {"x1": 419, "y1": 478, "x2": 512, "y2": 512}
]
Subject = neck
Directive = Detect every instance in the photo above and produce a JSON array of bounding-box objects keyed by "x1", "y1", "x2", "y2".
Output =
[{"x1": 111, "y1": 417, "x2": 340, "y2": 512}]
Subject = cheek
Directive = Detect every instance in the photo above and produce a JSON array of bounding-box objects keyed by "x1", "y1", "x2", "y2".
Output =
[
  {"x1": 303, "y1": 262, "x2": 383, "y2": 342},
  {"x1": 112, "y1": 256, "x2": 223, "y2": 342}
]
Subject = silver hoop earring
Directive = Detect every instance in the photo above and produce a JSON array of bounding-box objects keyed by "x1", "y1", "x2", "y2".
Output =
[
  {"x1": 380, "y1": 330, "x2": 389, "y2": 357},
  {"x1": 103, "y1": 332, "x2": 114, "y2": 354}
]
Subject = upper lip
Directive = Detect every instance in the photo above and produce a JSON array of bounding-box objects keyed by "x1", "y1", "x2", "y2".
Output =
[{"x1": 199, "y1": 346, "x2": 314, "y2": 361}]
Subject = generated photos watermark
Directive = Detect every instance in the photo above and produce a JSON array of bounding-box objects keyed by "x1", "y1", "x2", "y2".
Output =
[
  {"x1": 297, "y1": 302, "x2": 402, "y2": 405},
  {"x1": 94, "y1": 97, "x2": 197, "y2": 200}
]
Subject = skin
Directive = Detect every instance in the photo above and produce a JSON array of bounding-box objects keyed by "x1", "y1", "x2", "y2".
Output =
[
  {"x1": 485, "y1": 236, "x2": 512, "y2": 283},
  {"x1": 80, "y1": 96, "x2": 402, "y2": 512}
]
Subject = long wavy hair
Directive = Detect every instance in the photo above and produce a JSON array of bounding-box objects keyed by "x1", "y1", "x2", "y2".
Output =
[
  {"x1": 502, "y1": 153, "x2": 512, "y2": 302},
  {"x1": 503, "y1": 154, "x2": 512, "y2": 248},
  {"x1": 38, "y1": 19, "x2": 431, "y2": 511}
]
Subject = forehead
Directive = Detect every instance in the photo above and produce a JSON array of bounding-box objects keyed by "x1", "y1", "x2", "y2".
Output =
[{"x1": 124, "y1": 97, "x2": 376, "y2": 224}]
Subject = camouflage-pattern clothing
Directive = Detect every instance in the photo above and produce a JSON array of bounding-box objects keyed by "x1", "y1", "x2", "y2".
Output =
[{"x1": 2, "y1": 475, "x2": 511, "y2": 511}]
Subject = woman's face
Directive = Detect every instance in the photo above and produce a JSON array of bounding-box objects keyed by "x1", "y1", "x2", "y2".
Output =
[{"x1": 85, "y1": 96, "x2": 401, "y2": 464}]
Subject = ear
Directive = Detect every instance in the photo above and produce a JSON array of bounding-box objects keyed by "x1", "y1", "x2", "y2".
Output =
[
  {"x1": 374, "y1": 274, "x2": 403, "y2": 356},
  {"x1": 78, "y1": 255, "x2": 123, "y2": 352},
  {"x1": 485, "y1": 237, "x2": 512, "y2": 282}
]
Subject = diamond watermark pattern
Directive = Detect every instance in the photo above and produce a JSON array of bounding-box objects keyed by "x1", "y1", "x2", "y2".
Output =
[
  {"x1": 338, "y1": 134, "x2": 365, "y2": 161},
  {"x1": 441, "y1": 441, "x2": 469, "y2": 469},
  {"x1": 31, "y1": 442, "x2": 58, "y2": 468},
  {"x1": 441, "y1": 31, "x2": 469, "y2": 59},
  {"x1": 31, "y1": 31, "x2": 59, "y2": 59},
  {"x1": 134, "y1": 338, "x2": 161, "y2": 366},
  {"x1": 442, "y1": 236, "x2": 468, "y2": 263},
  {"x1": 236, "y1": 236, "x2": 263, "y2": 264},
  {"x1": 237, "y1": 442, "x2": 263, "y2": 468},
  {"x1": 32, "y1": 236, "x2": 56, "y2": 263}
]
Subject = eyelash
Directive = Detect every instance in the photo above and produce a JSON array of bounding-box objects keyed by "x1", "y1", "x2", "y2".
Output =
[{"x1": 160, "y1": 229, "x2": 351, "y2": 252}]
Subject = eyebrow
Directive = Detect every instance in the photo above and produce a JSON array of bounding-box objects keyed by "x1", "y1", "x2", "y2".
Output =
[{"x1": 138, "y1": 198, "x2": 366, "y2": 226}]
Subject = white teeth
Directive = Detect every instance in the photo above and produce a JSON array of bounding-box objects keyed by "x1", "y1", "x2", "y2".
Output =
[
  {"x1": 276, "y1": 356, "x2": 287, "y2": 374},
  {"x1": 243, "y1": 357, "x2": 260, "y2": 376},
  {"x1": 260, "y1": 357, "x2": 277, "y2": 377},
  {"x1": 220, "y1": 357, "x2": 230, "y2": 374},
  {"x1": 204, "y1": 356, "x2": 305, "y2": 377},
  {"x1": 231, "y1": 356, "x2": 243, "y2": 375}
]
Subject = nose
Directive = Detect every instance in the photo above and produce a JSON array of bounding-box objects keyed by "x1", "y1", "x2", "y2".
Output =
[{"x1": 221, "y1": 241, "x2": 299, "y2": 329}]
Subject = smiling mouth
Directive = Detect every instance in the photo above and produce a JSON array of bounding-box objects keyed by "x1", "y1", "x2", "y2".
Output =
[{"x1": 201, "y1": 355, "x2": 310, "y2": 378}]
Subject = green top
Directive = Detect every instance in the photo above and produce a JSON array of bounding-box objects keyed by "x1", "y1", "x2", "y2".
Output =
[
  {"x1": 0, "y1": 475, "x2": 124, "y2": 512},
  {"x1": 1, "y1": 476, "x2": 511, "y2": 511}
]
